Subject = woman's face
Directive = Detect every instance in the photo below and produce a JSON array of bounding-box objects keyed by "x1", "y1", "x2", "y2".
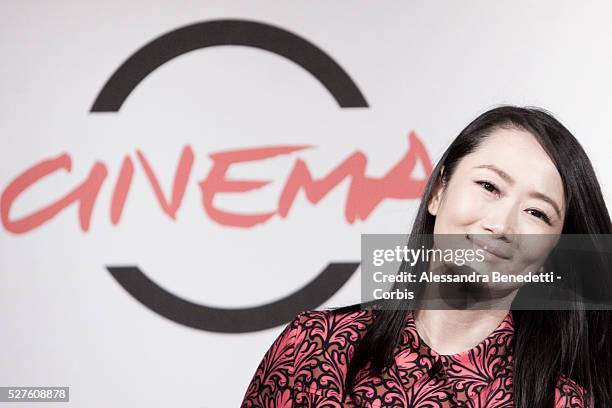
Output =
[{"x1": 428, "y1": 126, "x2": 567, "y2": 288}]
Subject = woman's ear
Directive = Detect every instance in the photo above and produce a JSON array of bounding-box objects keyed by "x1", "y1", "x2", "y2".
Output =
[{"x1": 428, "y1": 169, "x2": 445, "y2": 216}]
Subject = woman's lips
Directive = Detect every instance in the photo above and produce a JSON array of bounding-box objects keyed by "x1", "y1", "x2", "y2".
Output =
[{"x1": 467, "y1": 234, "x2": 513, "y2": 260}]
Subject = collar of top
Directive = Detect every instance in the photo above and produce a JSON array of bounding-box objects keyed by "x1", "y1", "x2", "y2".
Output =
[{"x1": 392, "y1": 310, "x2": 515, "y2": 396}]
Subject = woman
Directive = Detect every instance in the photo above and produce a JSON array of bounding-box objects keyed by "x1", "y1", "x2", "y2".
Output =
[{"x1": 241, "y1": 106, "x2": 612, "y2": 407}]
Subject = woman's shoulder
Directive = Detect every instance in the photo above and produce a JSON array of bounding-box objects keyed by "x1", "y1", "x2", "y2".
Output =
[
  {"x1": 241, "y1": 304, "x2": 376, "y2": 406},
  {"x1": 289, "y1": 304, "x2": 376, "y2": 353},
  {"x1": 555, "y1": 375, "x2": 588, "y2": 408},
  {"x1": 284, "y1": 305, "x2": 375, "y2": 398},
  {"x1": 296, "y1": 303, "x2": 376, "y2": 330}
]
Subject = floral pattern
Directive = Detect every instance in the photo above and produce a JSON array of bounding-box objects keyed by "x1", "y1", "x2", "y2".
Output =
[{"x1": 241, "y1": 308, "x2": 586, "y2": 407}]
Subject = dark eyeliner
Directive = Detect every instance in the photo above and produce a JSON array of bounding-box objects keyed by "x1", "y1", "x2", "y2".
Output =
[
  {"x1": 475, "y1": 180, "x2": 499, "y2": 194},
  {"x1": 527, "y1": 208, "x2": 552, "y2": 225}
]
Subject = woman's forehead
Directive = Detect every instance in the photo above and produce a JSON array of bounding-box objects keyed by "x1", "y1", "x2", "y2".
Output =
[
  {"x1": 455, "y1": 128, "x2": 565, "y2": 203},
  {"x1": 463, "y1": 128, "x2": 556, "y2": 172}
]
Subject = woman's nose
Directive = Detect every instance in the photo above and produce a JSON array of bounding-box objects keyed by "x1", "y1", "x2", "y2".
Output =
[{"x1": 481, "y1": 201, "x2": 518, "y2": 236}]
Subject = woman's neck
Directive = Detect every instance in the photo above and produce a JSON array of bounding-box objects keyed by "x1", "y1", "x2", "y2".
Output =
[
  {"x1": 413, "y1": 308, "x2": 510, "y2": 355},
  {"x1": 410, "y1": 258, "x2": 520, "y2": 355}
]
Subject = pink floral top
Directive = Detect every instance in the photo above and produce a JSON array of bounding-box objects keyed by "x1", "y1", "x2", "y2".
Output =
[{"x1": 241, "y1": 308, "x2": 586, "y2": 407}]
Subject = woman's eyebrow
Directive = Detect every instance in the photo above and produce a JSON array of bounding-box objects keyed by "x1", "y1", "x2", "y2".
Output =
[
  {"x1": 528, "y1": 191, "x2": 562, "y2": 218},
  {"x1": 474, "y1": 164, "x2": 514, "y2": 184},
  {"x1": 474, "y1": 164, "x2": 562, "y2": 217}
]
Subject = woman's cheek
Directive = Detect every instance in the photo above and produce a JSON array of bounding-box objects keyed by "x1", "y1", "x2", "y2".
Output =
[{"x1": 435, "y1": 186, "x2": 484, "y2": 232}]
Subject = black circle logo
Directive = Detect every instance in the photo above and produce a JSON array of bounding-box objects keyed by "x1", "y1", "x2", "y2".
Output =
[{"x1": 93, "y1": 19, "x2": 368, "y2": 333}]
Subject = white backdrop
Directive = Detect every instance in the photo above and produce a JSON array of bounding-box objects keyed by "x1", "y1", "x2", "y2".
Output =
[{"x1": 1, "y1": 1, "x2": 611, "y2": 407}]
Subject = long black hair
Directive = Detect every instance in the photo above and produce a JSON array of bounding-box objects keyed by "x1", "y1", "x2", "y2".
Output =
[{"x1": 332, "y1": 106, "x2": 612, "y2": 407}]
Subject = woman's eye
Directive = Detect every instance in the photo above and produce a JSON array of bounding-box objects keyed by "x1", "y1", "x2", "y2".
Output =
[
  {"x1": 475, "y1": 180, "x2": 499, "y2": 194},
  {"x1": 526, "y1": 209, "x2": 552, "y2": 224}
]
